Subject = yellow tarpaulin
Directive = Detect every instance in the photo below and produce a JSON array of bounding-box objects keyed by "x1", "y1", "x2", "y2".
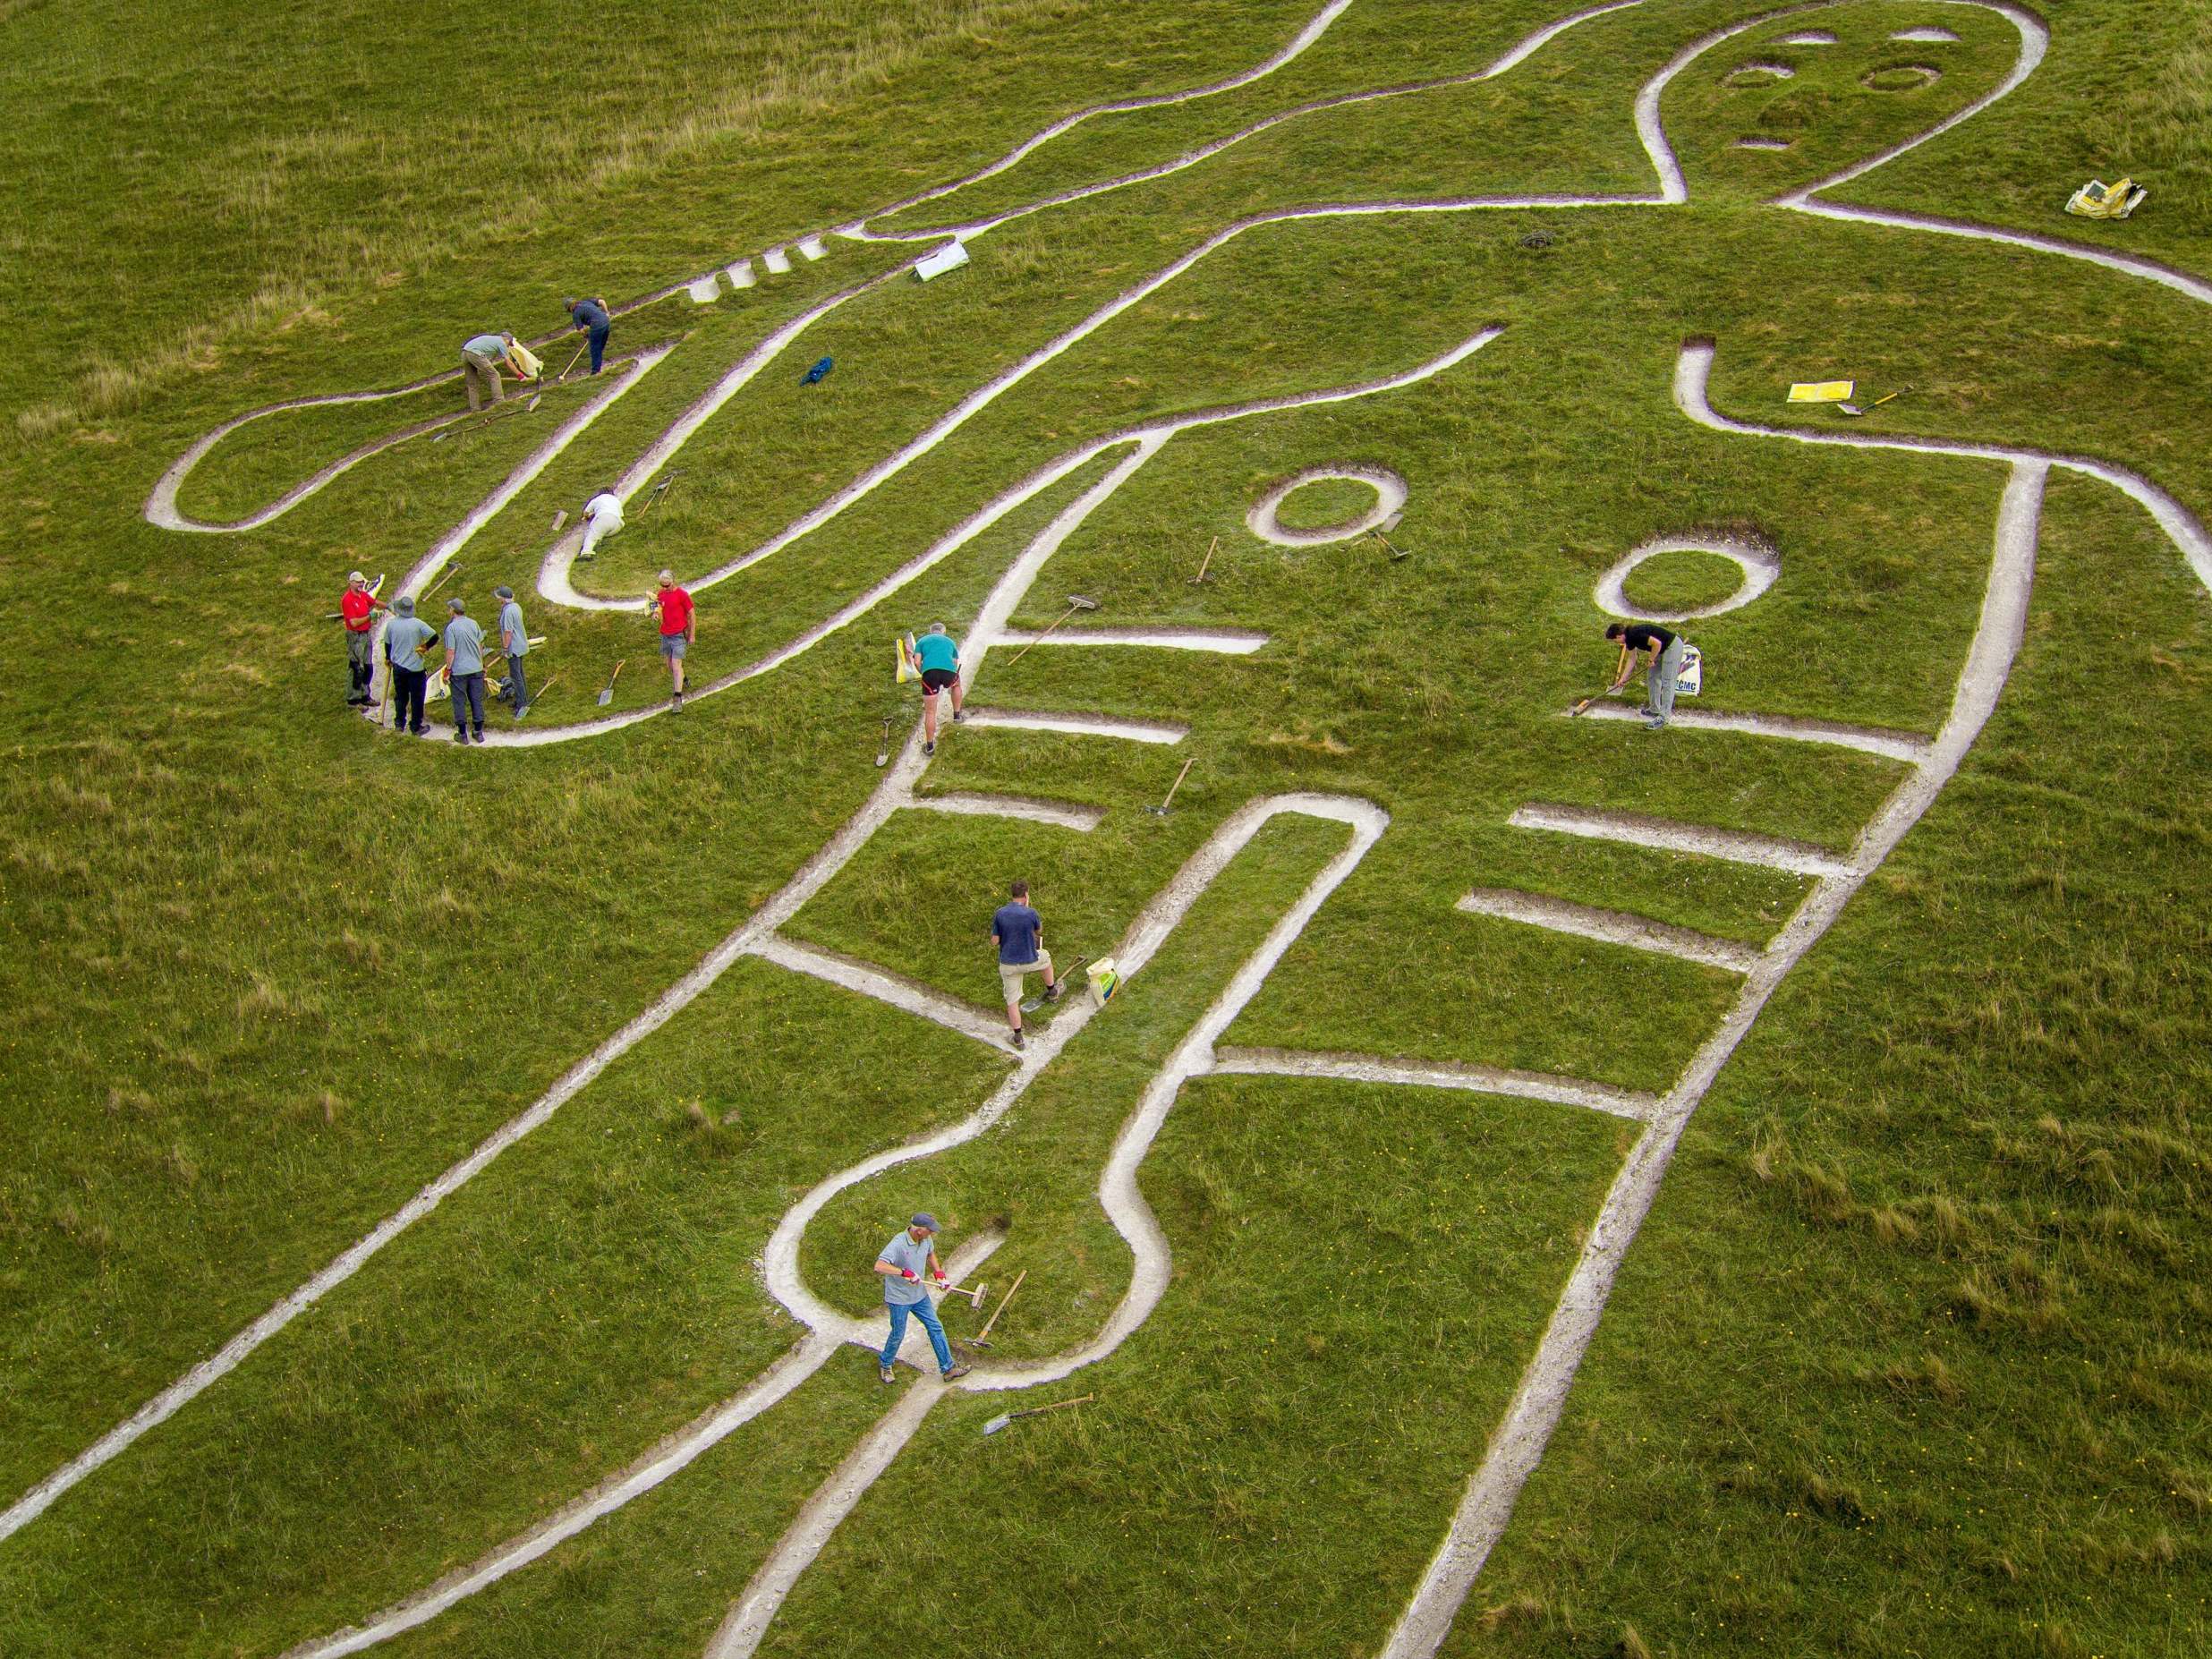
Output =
[
  {"x1": 1788, "y1": 380, "x2": 1854, "y2": 404},
  {"x1": 509, "y1": 341, "x2": 544, "y2": 380},
  {"x1": 2066, "y1": 177, "x2": 2146, "y2": 220}
]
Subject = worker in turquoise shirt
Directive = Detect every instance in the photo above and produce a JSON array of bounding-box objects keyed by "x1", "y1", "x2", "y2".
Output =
[{"x1": 913, "y1": 623, "x2": 966, "y2": 757}]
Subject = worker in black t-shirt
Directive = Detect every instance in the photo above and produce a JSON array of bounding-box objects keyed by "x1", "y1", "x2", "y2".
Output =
[{"x1": 1603, "y1": 620, "x2": 1686, "y2": 729}]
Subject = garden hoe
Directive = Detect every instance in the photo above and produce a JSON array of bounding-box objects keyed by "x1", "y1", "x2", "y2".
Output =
[
  {"x1": 634, "y1": 472, "x2": 683, "y2": 518},
  {"x1": 1144, "y1": 757, "x2": 1194, "y2": 816},
  {"x1": 1003, "y1": 594, "x2": 1098, "y2": 666},
  {"x1": 982, "y1": 1394, "x2": 1092, "y2": 1437},
  {"x1": 1370, "y1": 510, "x2": 1410, "y2": 561},
  {"x1": 964, "y1": 1269, "x2": 1026, "y2": 1349},
  {"x1": 557, "y1": 342, "x2": 588, "y2": 380},
  {"x1": 597, "y1": 659, "x2": 625, "y2": 706},
  {"x1": 1187, "y1": 534, "x2": 1218, "y2": 584}
]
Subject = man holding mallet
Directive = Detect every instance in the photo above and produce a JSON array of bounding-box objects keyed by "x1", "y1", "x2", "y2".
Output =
[
  {"x1": 1600, "y1": 619, "x2": 1684, "y2": 730},
  {"x1": 875, "y1": 1213, "x2": 972, "y2": 1384}
]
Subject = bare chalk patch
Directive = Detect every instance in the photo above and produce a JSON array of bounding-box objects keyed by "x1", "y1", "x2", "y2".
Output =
[
  {"x1": 727, "y1": 259, "x2": 756, "y2": 290},
  {"x1": 1724, "y1": 61, "x2": 1796, "y2": 85},
  {"x1": 1246, "y1": 464, "x2": 1409, "y2": 546},
  {"x1": 1594, "y1": 532, "x2": 1777, "y2": 620},
  {"x1": 687, "y1": 274, "x2": 721, "y2": 303},
  {"x1": 762, "y1": 246, "x2": 793, "y2": 275},
  {"x1": 1455, "y1": 887, "x2": 1759, "y2": 973},
  {"x1": 1776, "y1": 29, "x2": 1835, "y2": 46},
  {"x1": 1892, "y1": 26, "x2": 1960, "y2": 43},
  {"x1": 1734, "y1": 136, "x2": 1795, "y2": 150},
  {"x1": 1211, "y1": 1046, "x2": 1657, "y2": 1120},
  {"x1": 1510, "y1": 802, "x2": 1852, "y2": 878}
]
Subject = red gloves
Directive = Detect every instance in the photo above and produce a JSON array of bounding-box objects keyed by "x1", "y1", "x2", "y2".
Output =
[{"x1": 901, "y1": 1269, "x2": 919, "y2": 1281}]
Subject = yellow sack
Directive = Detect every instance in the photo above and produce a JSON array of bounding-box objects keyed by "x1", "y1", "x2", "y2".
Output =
[
  {"x1": 2066, "y1": 177, "x2": 2146, "y2": 220},
  {"x1": 894, "y1": 634, "x2": 916, "y2": 683},
  {"x1": 1086, "y1": 957, "x2": 1120, "y2": 1007},
  {"x1": 510, "y1": 341, "x2": 544, "y2": 380},
  {"x1": 1788, "y1": 380, "x2": 1854, "y2": 404}
]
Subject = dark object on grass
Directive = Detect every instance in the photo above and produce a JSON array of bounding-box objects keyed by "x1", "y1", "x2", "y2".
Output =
[
  {"x1": 803, "y1": 356, "x2": 834, "y2": 385},
  {"x1": 1520, "y1": 230, "x2": 1556, "y2": 249}
]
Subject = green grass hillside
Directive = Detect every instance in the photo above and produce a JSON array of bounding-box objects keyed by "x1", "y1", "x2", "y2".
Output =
[{"x1": 0, "y1": 1, "x2": 2206, "y2": 1655}]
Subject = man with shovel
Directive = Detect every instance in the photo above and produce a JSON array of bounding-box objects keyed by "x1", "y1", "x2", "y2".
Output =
[
  {"x1": 493, "y1": 584, "x2": 530, "y2": 719},
  {"x1": 875, "y1": 1213, "x2": 971, "y2": 1384},
  {"x1": 992, "y1": 880, "x2": 1062, "y2": 1051}
]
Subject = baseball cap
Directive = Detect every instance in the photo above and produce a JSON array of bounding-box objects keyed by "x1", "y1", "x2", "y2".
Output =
[{"x1": 910, "y1": 1212, "x2": 939, "y2": 1232}]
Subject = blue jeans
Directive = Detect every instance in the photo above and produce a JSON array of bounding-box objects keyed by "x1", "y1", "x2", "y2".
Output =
[
  {"x1": 881, "y1": 1297, "x2": 952, "y2": 1373},
  {"x1": 588, "y1": 323, "x2": 609, "y2": 372}
]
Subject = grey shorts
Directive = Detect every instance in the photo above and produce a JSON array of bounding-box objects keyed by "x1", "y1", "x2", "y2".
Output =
[{"x1": 660, "y1": 634, "x2": 687, "y2": 660}]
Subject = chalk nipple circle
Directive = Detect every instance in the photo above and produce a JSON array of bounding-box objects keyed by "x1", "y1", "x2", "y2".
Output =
[
  {"x1": 1594, "y1": 536, "x2": 1779, "y2": 621},
  {"x1": 1246, "y1": 464, "x2": 1409, "y2": 546}
]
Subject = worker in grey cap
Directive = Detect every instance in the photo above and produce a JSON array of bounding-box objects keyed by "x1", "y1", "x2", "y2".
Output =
[
  {"x1": 442, "y1": 596, "x2": 488, "y2": 744},
  {"x1": 493, "y1": 583, "x2": 530, "y2": 719},
  {"x1": 873, "y1": 1213, "x2": 970, "y2": 1384},
  {"x1": 381, "y1": 594, "x2": 437, "y2": 736}
]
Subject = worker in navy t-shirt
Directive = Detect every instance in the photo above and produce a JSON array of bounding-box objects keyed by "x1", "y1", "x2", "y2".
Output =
[
  {"x1": 912, "y1": 623, "x2": 966, "y2": 756},
  {"x1": 991, "y1": 879, "x2": 1060, "y2": 1050},
  {"x1": 565, "y1": 296, "x2": 612, "y2": 374}
]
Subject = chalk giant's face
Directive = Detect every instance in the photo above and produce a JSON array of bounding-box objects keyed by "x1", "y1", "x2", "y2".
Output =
[{"x1": 1665, "y1": 1, "x2": 2029, "y2": 201}]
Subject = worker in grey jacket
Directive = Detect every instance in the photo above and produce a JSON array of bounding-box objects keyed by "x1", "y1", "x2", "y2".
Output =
[{"x1": 494, "y1": 584, "x2": 530, "y2": 719}]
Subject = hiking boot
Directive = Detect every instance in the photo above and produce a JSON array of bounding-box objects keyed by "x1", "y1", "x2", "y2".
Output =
[
  {"x1": 952, "y1": 709, "x2": 966, "y2": 723},
  {"x1": 923, "y1": 740, "x2": 936, "y2": 757},
  {"x1": 1010, "y1": 1028, "x2": 1025, "y2": 1051},
  {"x1": 454, "y1": 727, "x2": 470, "y2": 742},
  {"x1": 473, "y1": 730, "x2": 487, "y2": 744},
  {"x1": 942, "y1": 1363, "x2": 972, "y2": 1382},
  {"x1": 513, "y1": 703, "x2": 529, "y2": 719},
  {"x1": 1644, "y1": 715, "x2": 1666, "y2": 730},
  {"x1": 672, "y1": 691, "x2": 685, "y2": 711},
  {"x1": 880, "y1": 1365, "x2": 895, "y2": 1384},
  {"x1": 1044, "y1": 981, "x2": 1064, "y2": 1002}
]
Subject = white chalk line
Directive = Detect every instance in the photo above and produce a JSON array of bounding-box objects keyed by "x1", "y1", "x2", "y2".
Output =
[
  {"x1": 957, "y1": 708, "x2": 1188, "y2": 744},
  {"x1": 991, "y1": 626, "x2": 1270, "y2": 654},
  {"x1": 1210, "y1": 1045, "x2": 1657, "y2": 1121},
  {"x1": 752, "y1": 936, "x2": 1019, "y2": 1054},
  {"x1": 1246, "y1": 463, "x2": 1410, "y2": 547},
  {"x1": 905, "y1": 791, "x2": 1107, "y2": 832},
  {"x1": 1509, "y1": 801, "x2": 1854, "y2": 880},
  {"x1": 1567, "y1": 701, "x2": 1932, "y2": 762},
  {"x1": 1455, "y1": 887, "x2": 1759, "y2": 974},
  {"x1": 1377, "y1": 453, "x2": 2053, "y2": 1659}
]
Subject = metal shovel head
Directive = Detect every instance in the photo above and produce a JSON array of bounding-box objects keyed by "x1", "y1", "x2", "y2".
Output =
[
  {"x1": 982, "y1": 1413, "x2": 1015, "y2": 1436},
  {"x1": 1378, "y1": 510, "x2": 1404, "y2": 533}
]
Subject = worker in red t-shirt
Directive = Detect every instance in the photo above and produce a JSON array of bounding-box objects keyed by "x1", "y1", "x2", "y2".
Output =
[
  {"x1": 649, "y1": 568, "x2": 696, "y2": 710},
  {"x1": 339, "y1": 571, "x2": 387, "y2": 708}
]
